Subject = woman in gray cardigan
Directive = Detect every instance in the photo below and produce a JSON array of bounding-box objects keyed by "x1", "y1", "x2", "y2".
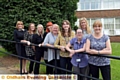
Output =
[{"x1": 42, "y1": 24, "x2": 60, "y2": 74}]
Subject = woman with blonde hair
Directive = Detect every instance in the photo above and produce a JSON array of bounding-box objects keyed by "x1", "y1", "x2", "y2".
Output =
[
  {"x1": 79, "y1": 17, "x2": 91, "y2": 79},
  {"x1": 43, "y1": 24, "x2": 60, "y2": 74},
  {"x1": 13, "y1": 21, "x2": 27, "y2": 74},
  {"x1": 32, "y1": 24, "x2": 45, "y2": 74},
  {"x1": 79, "y1": 17, "x2": 91, "y2": 38}
]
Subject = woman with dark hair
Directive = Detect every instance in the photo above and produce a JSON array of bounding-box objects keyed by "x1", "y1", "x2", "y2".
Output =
[{"x1": 54, "y1": 20, "x2": 75, "y2": 74}]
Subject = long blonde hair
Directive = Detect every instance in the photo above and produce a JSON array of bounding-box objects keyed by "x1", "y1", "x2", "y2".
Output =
[
  {"x1": 79, "y1": 17, "x2": 91, "y2": 34},
  {"x1": 36, "y1": 24, "x2": 44, "y2": 38}
]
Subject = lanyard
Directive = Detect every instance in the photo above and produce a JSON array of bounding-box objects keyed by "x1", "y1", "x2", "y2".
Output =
[{"x1": 76, "y1": 42, "x2": 84, "y2": 58}]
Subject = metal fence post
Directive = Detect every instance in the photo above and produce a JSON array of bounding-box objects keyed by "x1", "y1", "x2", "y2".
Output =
[
  {"x1": 54, "y1": 49, "x2": 57, "y2": 74},
  {"x1": 20, "y1": 53, "x2": 22, "y2": 74}
]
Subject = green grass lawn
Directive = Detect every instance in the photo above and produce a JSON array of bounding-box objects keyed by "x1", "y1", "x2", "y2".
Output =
[
  {"x1": 0, "y1": 48, "x2": 7, "y2": 57},
  {"x1": 111, "y1": 43, "x2": 120, "y2": 80},
  {"x1": 0, "y1": 43, "x2": 120, "y2": 80}
]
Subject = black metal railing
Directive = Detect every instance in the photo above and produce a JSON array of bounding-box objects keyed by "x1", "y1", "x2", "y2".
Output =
[{"x1": 1, "y1": 39, "x2": 120, "y2": 80}]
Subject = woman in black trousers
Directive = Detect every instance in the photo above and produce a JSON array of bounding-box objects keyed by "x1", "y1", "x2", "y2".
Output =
[
  {"x1": 32, "y1": 24, "x2": 45, "y2": 74},
  {"x1": 24, "y1": 23, "x2": 36, "y2": 74}
]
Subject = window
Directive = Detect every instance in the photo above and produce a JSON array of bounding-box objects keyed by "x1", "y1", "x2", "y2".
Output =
[
  {"x1": 114, "y1": 1, "x2": 120, "y2": 9},
  {"x1": 84, "y1": 2, "x2": 89, "y2": 10},
  {"x1": 115, "y1": 18, "x2": 120, "y2": 29},
  {"x1": 80, "y1": 0, "x2": 101, "y2": 10},
  {"x1": 79, "y1": 18, "x2": 120, "y2": 35},
  {"x1": 114, "y1": 18, "x2": 120, "y2": 35},
  {"x1": 91, "y1": 2, "x2": 101, "y2": 10},
  {"x1": 104, "y1": 18, "x2": 114, "y2": 35},
  {"x1": 78, "y1": 0, "x2": 120, "y2": 10},
  {"x1": 80, "y1": 2, "x2": 85, "y2": 10}
]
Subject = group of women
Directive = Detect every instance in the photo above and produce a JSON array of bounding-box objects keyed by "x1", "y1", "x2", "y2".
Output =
[{"x1": 13, "y1": 17, "x2": 112, "y2": 80}]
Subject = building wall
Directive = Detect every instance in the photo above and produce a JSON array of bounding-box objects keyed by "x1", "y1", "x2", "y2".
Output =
[
  {"x1": 75, "y1": 9, "x2": 120, "y2": 42},
  {"x1": 76, "y1": 9, "x2": 120, "y2": 18},
  {"x1": 75, "y1": 9, "x2": 120, "y2": 18},
  {"x1": 110, "y1": 36, "x2": 120, "y2": 42}
]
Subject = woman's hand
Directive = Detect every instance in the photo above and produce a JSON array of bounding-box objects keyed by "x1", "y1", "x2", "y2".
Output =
[
  {"x1": 69, "y1": 50, "x2": 75, "y2": 57},
  {"x1": 21, "y1": 40, "x2": 30, "y2": 45},
  {"x1": 88, "y1": 49, "x2": 98, "y2": 54},
  {"x1": 60, "y1": 46, "x2": 65, "y2": 52},
  {"x1": 26, "y1": 41, "x2": 31, "y2": 45},
  {"x1": 20, "y1": 40, "x2": 27, "y2": 43},
  {"x1": 38, "y1": 44, "x2": 42, "y2": 47}
]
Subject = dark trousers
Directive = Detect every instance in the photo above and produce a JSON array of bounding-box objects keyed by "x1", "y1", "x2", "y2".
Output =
[
  {"x1": 34, "y1": 53, "x2": 42, "y2": 74},
  {"x1": 89, "y1": 64, "x2": 111, "y2": 80},
  {"x1": 44, "y1": 60, "x2": 54, "y2": 74},
  {"x1": 28, "y1": 55, "x2": 35, "y2": 73},
  {"x1": 60, "y1": 56, "x2": 72, "y2": 74},
  {"x1": 73, "y1": 65, "x2": 89, "y2": 80},
  {"x1": 45, "y1": 59, "x2": 60, "y2": 74}
]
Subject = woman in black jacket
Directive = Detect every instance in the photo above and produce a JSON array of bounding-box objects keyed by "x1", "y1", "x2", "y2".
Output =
[
  {"x1": 32, "y1": 24, "x2": 45, "y2": 74},
  {"x1": 13, "y1": 21, "x2": 27, "y2": 74}
]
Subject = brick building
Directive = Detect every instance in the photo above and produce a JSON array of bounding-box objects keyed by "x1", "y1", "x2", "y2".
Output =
[{"x1": 75, "y1": 0, "x2": 120, "y2": 42}]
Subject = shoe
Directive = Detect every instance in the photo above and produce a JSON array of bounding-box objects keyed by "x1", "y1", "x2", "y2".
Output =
[{"x1": 24, "y1": 71, "x2": 28, "y2": 74}]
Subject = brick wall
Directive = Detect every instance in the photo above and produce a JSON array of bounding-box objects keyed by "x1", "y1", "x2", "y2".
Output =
[
  {"x1": 110, "y1": 36, "x2": 120, "y2": 42},
  {"x1": 75, "y1": 9, "x2": 120, "y2": 18},
  {"x1": 76, "y1": 9, "x2": 120, "y2": 42}
]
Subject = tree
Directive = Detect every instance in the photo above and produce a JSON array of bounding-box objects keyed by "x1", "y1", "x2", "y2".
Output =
[{"x1": 0, "y1": 0, "x2": 78, "y2": 54}]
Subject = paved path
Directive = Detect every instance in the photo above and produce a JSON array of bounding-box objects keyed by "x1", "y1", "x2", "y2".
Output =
[
  {"x1": 0, "y1": 55, "x2": 19, "y2": 74},
  {"x1": 0, "y1": 67, "x2": 19, "y2": 74}
]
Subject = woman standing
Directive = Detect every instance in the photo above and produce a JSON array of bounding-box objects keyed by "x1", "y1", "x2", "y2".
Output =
[
  {"x1": 86, "y1": 20, "x2": 112, "y2": 80},
  {"x1": 79, "y1": 17, "x2": 91, "y2": 38},
  {"x1": 79, "y1": 17, "x2": 91, "y2": 80},
  {"x1": 66, "y1": 28, "x2": 88, "y2": 80},
  {"x1": 24, "y1": 23, "x2": 36, "y2": 74},
  {"x1": 54, "y1": 20, "x2": 75, "y2": 74},
  {"x1": 13, "y1": 21, "x2": 27, "y2": 74},
  {"x1": 43, "y1": 24, "x2": 60, "y2": 74},
  {"x1": 32, "y1": 24, "x2": 45, "y2": 74},
  {"x1": 43, "y1": 21, "x2": 53, "y2": 38},
  {"x1": 43, "y1": 21, "x2": 53, "y2": 58}
]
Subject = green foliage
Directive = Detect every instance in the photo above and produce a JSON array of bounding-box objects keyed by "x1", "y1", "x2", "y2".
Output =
[{"x1": 0, "y1": 0, "x2": 78, "y2": 53}]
